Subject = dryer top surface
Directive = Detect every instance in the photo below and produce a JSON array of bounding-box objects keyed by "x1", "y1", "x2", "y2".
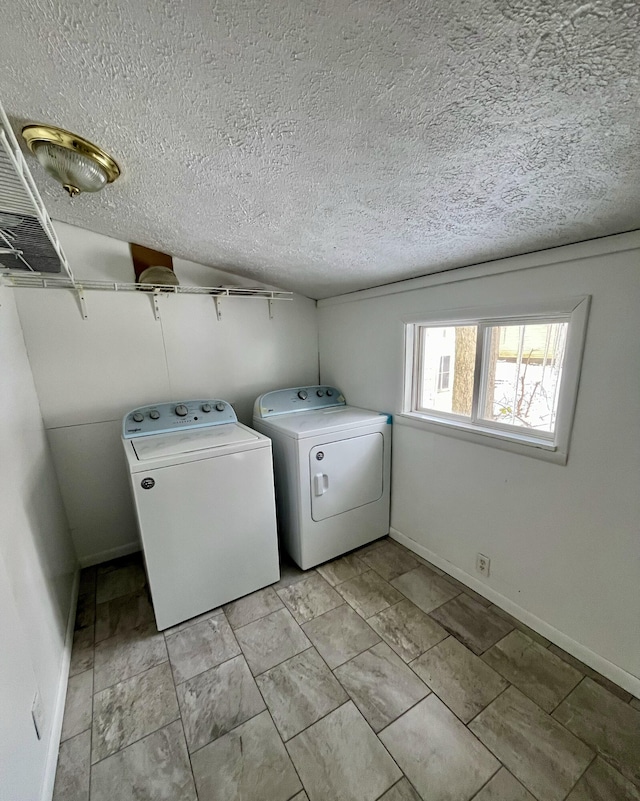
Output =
[{"x1": 254, "y1": 405, "x2": 390, "y2": 439}]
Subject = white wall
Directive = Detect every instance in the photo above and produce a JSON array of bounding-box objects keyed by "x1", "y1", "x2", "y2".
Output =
[
  {"x1": 318, "y1": 232, "x2": 640, "y2": 694},
  {"x1": 0, "y1": 285, "x2": 77, "y2": 801},
  {"x1": 15, "y1": 222, "x2": 319, "y2": 565}
]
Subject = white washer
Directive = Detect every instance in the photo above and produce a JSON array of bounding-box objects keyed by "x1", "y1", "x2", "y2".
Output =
[
  {"x1": 253, "y1": 386, "x2": 391, "y2": 569},
  {"x1": 122, "y1": 399, "x2": 279, "y2": 630}
]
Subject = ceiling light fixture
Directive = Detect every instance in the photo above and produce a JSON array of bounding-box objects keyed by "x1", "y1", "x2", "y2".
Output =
[{"x1": 21, "y1": 124, "x2": 120, "y2": 198}]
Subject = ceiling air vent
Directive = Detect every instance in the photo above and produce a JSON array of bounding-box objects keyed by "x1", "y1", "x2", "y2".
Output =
[{"x1": 0, "y1": 101, "x2": 71, "y2": 275}]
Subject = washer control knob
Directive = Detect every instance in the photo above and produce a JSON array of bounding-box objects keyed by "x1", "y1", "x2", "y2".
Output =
[
  {"x1": 326, "y1": 389, "x2": 334, "y2": 396},
  {"x1": 175, "y1": 404, "x2": 189, "y2": 417},
  {"x1": 298, "y1": 390, "x2": 308, "y2": 400},
  {"x1": 316, "y1": 390, "x2": 325, "y2": 397},
  {"x1": 149, "y1": 410, "x2": 160, "y2": 420},
  {"x1": 201, "y1": 403, "x2": 212, "y2": 413},
  {"x1": 215, "y1": 402, "x2": 225, "y2": 412},
  {"x1": 132, "y1": 412, "x2": 144, "y2": 423}
]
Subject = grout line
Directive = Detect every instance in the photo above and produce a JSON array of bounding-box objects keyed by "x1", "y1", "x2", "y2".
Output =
[
  {"x1": 92, "y1": 653, "x2": 170, "y2": 697},
  {"x1": 89, "y1": 716, "x2": 182, "y2": 769},
  {"x1": 548, "y1": 671, "x2": 586, "y2": 715},
  {"x1": 227, "y1": 599, "x2": 288, "y2": 632},
  {"x1": 163, "y1": 635, "x2": 201, "y2": 801},
  {"x1": 558, "y1": 753, "x2": 597, "y2": 801},
  {"x1": 467, "y1": 763, "x2": 504, "y2": 800},
  {"x1": 465, "y1": 683, "x2": 512, "y2": 726}
]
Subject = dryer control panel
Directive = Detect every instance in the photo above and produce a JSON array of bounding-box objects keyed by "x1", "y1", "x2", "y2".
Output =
[
  {"x1": 254, "y1": 386, "x2": 346, "y2": 418},
  {"x1": 123, "y1": 400, "x2": 237, "y2": 438}
]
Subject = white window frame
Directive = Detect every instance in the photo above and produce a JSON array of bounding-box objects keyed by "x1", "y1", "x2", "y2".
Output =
[{"x1": 400, "y1": 296, "x2": 590, "y2": 464}]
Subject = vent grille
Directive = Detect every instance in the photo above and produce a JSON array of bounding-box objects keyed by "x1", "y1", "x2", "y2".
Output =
[{"x1": 0, "y1": 102, "x2": 71, "y2": 275}]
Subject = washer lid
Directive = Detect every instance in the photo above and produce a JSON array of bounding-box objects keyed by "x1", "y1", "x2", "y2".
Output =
[
  {"x1": 256, "y1": 406, "x2": 389, "y2": 439},
  {"x1": 132, "y1": 423, "x2": 259, "y2": 460}
]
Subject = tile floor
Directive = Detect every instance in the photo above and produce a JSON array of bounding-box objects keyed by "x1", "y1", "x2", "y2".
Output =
[{"x1": 54, "y1": 538, "x2": 640, "y2": 801}]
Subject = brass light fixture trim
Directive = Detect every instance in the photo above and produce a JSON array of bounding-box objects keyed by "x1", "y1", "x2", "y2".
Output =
[{"x1": 22, "y1": 124, "x2": 120, "y2": 197}]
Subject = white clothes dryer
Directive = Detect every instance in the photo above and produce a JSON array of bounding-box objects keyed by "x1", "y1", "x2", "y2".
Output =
[
  {"x1": 253, "y1": 386, "x2": 391, "y2": 569},
  {"x1": 122, "y1": 399, "x2": 279, "y2": 630}
]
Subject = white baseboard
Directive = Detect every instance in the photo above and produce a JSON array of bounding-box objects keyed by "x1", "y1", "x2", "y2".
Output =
[
  {"x1": 79, "y1": 541, "x2": 141, "y2": 568},
  {"x1": 390, "y1": 527, "x2": 640, "y2": 700},
  {"x1": 40, "y1": 566, "x2": 79, "y2": 801}
]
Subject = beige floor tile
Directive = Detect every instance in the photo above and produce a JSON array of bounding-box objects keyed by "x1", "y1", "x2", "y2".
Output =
[
  {"x1": 166, "y1": 614, "x2": 240, "y2": 683},
  {"x1": 565, "y1": 757, "x2": 640, "y2": 801},
  {"x1": 430, "y1": 594, "x2": 513, "y2": 654},
  {"x1": 93, "y1": 623, "x2": 168, "y2": 692},
  {"x1": 95, "y1": 587, "x2": 155, "y2": 642},
  {"x1": 287, "y1": 702, "x2": 401, "y2": 801},
  {"x1": 257, "y1": 648, "x2": 348, "y2": 740},
  {"x1": 391, "y1": 567, "x2": 459, "y2": 615},
  {"x1": 355, "y1": 537, "x2": 389, "y2": 556},
  {"x1": 96, "y1": 562, "x2": 147, "y2": 604},
  {"x1": 277, "y1": 572, "x2": 343, "y2": 623},
  {"x1": 191, "y1": 711, "x2": 302, "y2": 801},
  {"x1": 472, "y1": 768, "x2": 535, "y2": 800},
  {"x1": 379, "y1": 694, "x2": 499, "y2": 801},
  {"x1": 316, "y1": 553, "x2": 368, "y2": 586},
  {"x1": 361, "y1": 542, "x2": 420, "y2": 582},
  {"x1": 335, "y1": 642, "x2": 429, "y2": 731},
  {"x1": 548, "y1": 644, "x2": 633, "y2": 703},
  {"x1": 470, "y1": 686, "x2": 593, "y2": 801},
  {"x1": 488, "y1": 605, "x2": 550, "y2": 647},
  {"x1": 483, "y1": 630, "x2": 582, "y2": 712},
  {"x1": 235, "y1": 607, "x2": 311, "y2": 674},
  {"x1": 90, "y1": 721, "x2": 197, "y2": 801},
  {"x1": 223, "y1": 586, "x2": 284, "y2": 629},
  {"x1": 92, "y1": 662, "x2": 179, "y2": 763},
  {"x1": 162, "y1": 609, "x2": 219, "y2": 636},
  {"x1": 69, "y1": 625, "x2": 94, "y2": 677},
  {"x1": 553, "y1": 678, "x2": 640, "y2": 787},
  {"x1": 301, "y1": 603, "x2": 380, "y2": 669},
  {"x1": 412, "y1": 636, "x2": 507, "y2": 723},
  {"x1": 440, "y1": 575, "x2": 493, "y2": 608},
  {"x1": 337, "y1": 570, "x2": 404, "y2": 618},
  {"x1": 368, "y1": 599, "x2": 448, "y2": 662},
  {"x1": 177, "y1": 655, "x2": 265, "y2": 751},
  {"x1": 74, "y1": 592, "x2": 96, "y2": 630},
  {"x1": 61, "y1": 669, "x2": 93, "y2": 741},
  {"x1": 378, "y1": 778, "x2": 422, "y2": 800},
  {"x1": 52, "y1": 730, "x2": 90, "y2": 801}
]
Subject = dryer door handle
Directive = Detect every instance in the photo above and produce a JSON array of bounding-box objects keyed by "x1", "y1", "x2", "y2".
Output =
[{"x1": 314, "y1": 473, "x2": 329, "y2": 496}]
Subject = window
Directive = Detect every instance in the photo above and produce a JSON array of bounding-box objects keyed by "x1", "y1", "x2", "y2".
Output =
[
  {"x1": 437, "y1": 354, "x2": 451, "y2": 392},
  {"x1": 402, "y1": 297, "x2": 590, "y2": 463}
]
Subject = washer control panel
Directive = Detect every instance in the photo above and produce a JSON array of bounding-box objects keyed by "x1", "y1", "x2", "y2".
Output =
[
  {"x1": 254, "y1": 386, "x2": 346, "y2": 418},
  {"x1": 123, "y1": 399, "x2": 237, "y2": 438}
]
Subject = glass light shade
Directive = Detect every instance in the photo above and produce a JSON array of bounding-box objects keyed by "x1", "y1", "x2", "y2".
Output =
[{"x1": 32, "y1": 141, "x2": 108, "y2": 193}]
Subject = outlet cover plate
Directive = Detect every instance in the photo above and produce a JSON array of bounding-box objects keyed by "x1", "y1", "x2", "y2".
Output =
[{"x1": 476, "y1": 553, "x2": 490, "y2": 577}]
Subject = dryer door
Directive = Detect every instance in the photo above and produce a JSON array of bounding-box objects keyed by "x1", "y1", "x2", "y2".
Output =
[{"x1": 310, "y1": 433, "x2": 384, "y2": 521}]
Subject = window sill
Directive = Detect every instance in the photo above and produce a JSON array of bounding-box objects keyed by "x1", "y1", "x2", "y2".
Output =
[{"x1": 395, "y1": 413, "x2": 568, "y2": 465}]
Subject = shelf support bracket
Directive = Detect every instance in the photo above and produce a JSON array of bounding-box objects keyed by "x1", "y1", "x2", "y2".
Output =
[
  {"x1": 213, "y1": 296, "x2": 222, "y2": 321},
  {"x1": 152, "y1": 291, "x2": 161, "y2": 321},
  {"x1": 75, "y1": 284, "x2": 88, "y2": 320},
  {"x1": 268, "y1": 299, "x2": 275, "y2": 320}
]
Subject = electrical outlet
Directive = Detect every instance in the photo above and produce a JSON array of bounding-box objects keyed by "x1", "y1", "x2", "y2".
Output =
[
  {"x1": 31, "y1": 691, "x2": 44, "y2": 740},
  {"x1": 476, "y1": 553, "x2": 490, "y2": 577}
]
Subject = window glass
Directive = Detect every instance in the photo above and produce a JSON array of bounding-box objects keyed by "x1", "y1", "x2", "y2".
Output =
[
  {"x1": 417, "y1": 326, "x2": 477, "y2": 416},
  {"x1": 480, "y1": 322, "x2": 568, "y2": 433}
]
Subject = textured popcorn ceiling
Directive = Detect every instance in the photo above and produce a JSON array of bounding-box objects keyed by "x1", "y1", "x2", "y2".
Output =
[{"x1": 1, "y1": 0, "x2": 639, "y2": 298}]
